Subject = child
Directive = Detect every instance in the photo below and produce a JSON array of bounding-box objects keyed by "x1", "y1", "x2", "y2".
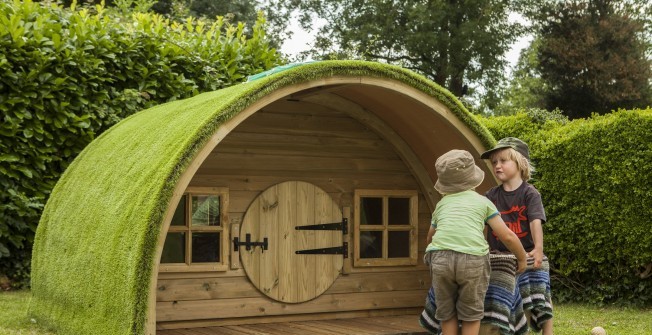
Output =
[
  {"x1": 425, "y1": 149, "x2": 527, "y2": 335},
  {"x1": 480, "y1": 137, "x2": 553, "y2": 335}
]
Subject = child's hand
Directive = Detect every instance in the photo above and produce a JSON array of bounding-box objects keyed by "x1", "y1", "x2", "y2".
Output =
[
  {"x1": 527, "y1": 248, "x2": 544, "y2": 269},
  {"x1": 516, "y1": 258, "x2": 527, "y2": 274}
]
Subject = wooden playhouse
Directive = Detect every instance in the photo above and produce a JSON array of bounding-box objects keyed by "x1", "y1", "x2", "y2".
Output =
[{"x1": 30, "y1": 60, "x2": 497, "y2": 334}]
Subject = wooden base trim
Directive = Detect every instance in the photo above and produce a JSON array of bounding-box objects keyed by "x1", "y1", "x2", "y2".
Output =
[{"x1": 156, "y1": 307, "x2": 422, "y2": 330}]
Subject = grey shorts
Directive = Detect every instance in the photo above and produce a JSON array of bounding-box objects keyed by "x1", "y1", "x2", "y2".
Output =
[{"x1": 426, "y1": 250, "x2": 490, "y2": 321}]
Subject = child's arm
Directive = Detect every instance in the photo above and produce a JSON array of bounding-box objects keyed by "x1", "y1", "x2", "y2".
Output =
[
  {"x1": 487, "y1": 215, "x2": 527, "y2": 273},
  {"x1": 426, "y1": 225, "x2": 436, "y2": 245},
  {"x1": 529, "y1": 219, "x2": 544, "y2": 268}
]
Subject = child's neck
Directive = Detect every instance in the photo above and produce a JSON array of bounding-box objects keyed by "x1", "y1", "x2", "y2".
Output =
[{"x1": 502, "y1": 178, "x2": 523, "y2": 192}]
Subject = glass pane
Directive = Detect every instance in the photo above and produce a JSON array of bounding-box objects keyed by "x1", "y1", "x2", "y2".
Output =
[
  {"x1": 191, "y1": 232, "x2": 220, "y2": 263},
  {"x1": 360, "y1": 197, "x2": 383, "y2": 225},
  {"x1": 161, "y1": 232, "x2": 185, "y2": 263},
  {"x1": 359, "y1": 231, "x2": 383, "y2": 259},
  {"x1": 191, "y1": 195, "x2": 220, "y2": 226},
  {"x1": 388, "y1": 197, "x2": 410, "y2": 225},
  {"x1": 388, "y1": 231, "x2": 410, "y2": 258},
  {"x1": 170, "y1": 195, "x2": 186, "y2": 226}
]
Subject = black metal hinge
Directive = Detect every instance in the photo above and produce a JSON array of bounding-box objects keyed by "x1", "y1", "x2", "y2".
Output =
[
  {"x1": 295, "y1": 218, "x2": 348, "y2": 235},
  {"x1": 295, "y1": 242, "x2": 348, "y2": 258}
]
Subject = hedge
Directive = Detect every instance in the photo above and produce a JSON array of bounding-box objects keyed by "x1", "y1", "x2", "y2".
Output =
[
  {"x1": 479, "y1": 109, "x2": 652, "y2": 306},
  {"x1": 0, "y1": 0, "x2": 281, "y2": 287}
]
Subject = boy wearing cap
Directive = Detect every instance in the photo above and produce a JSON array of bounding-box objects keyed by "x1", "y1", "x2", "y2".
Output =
[
  {"x1": 480, "y1": 137, "x2": 553, "y2": 335},
  {"x1": 425, "y1": 149, "x2": 527, "y2": 335}
]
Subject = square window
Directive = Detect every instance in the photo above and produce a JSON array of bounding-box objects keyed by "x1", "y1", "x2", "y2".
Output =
[
  {"x1": 360, "y1": 197, "x2": 383, "y2": 225},
  {"x1": 388, "y1": 231, "x2": 410, "y2": 258},
  {"x1": 191, "y1": 195, "x2": 221, "y2": 226},
  {"x1": 359, "y1": 231, "x2": 383, "y2": 259},
  {"x1": 192, "y1": 232, "x2": 220, "y2": 263},
  {"x1": 160, "y1": 187, "x2": 229, "y2": 272},
  {"x1": 354, "y1": 190, "x2": 417, "y2": 266},
  {"x1": 388, "y1": 197, "x2": 410, "y2": 225}
]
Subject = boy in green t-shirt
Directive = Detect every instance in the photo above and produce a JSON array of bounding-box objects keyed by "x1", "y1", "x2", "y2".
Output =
[{"x1": 425, "y1": 149, "x2": 526, "y2": 335}]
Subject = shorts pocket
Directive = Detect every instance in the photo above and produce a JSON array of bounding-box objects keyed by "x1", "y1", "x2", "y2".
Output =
[
  {"x1": 462, "y1": 256, "x2": 485, "y2": 280},
  {"x1": 431, "y1": 252, "x2": 450, "y2": 276}
]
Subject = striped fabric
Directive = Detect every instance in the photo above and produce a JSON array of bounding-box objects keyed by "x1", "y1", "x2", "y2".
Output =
[
  {"x1": 420, "y1": 254, "x2": 551, "y2": 335},
  {"x1": 518, "y1": 256, "x2": 553, "y2": 332},
  {"x1": 482, "y1": 254, "x2": 528, "y2": 335}
]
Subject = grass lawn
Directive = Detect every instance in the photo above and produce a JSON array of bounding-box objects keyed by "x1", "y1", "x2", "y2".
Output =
[
  {"x1": 0, "y1": 290, "x2": 55, "y2": 335},
  {"x1": 1, "y1": 290, "x2": 651, "y2": 334}
]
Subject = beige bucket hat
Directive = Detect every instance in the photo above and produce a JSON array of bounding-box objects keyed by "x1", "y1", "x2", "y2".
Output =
[{"x1": 434, "y1": 149, "x2": 485, "y2": 194}]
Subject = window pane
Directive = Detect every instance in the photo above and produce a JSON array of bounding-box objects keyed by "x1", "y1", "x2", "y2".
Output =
[
  {"x1": 359, "y1": 231, "x2": 383, "y2": 258},
  {"x1": 388, "y1": 197, "x2": 410, "y2": 225},
  {"x1": 192, "y1": 232, "x2": 220, "y2": 263},
  {"x1": 161, "y1": 232, "x2": 185, "y2": 263},
  {"x1": 170, "y1": 195, "x2": 186, "y2": 226},
  {"x1": 388, "y1": 231, "x2": 410, "y2": 258},
  {"x1": 191, "y1": 195, "x2": 220, "y2": 226},
  {"x1": 360, "y1": 197, "x2": 383, "y2": 225}
]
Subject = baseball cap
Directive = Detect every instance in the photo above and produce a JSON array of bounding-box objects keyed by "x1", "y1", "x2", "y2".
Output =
[{"x1": 480, "y1": 137, "x2": 530, "y2": 161}]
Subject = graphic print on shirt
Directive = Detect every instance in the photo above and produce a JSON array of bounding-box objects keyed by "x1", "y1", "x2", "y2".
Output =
[{"x1": 492, "y1": 205, "x2": 529, "y2": 239}]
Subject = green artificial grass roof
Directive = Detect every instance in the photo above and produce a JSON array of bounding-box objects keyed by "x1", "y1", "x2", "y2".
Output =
[{"x1": 29, "y1": 60, "x2": 494, "y2": 335}]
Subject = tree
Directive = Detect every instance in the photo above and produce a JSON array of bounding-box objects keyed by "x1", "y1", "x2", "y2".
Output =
[
  {"x1": 533, "y1": 0, "x2": 652, "y2": 119},
  {"x1": 494, "y1": 38, "x2": 549, "y2": 115},
  {"x1": 279, "y1": 0, "x2": 528, "y2": 110}
]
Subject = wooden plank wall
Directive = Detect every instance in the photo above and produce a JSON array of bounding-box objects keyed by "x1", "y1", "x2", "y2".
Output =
[{"x1": 157, "y1": 99, "x2": 433, "y2": 327}]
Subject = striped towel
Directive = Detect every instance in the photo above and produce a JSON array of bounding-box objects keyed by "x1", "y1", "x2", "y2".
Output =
[
  {"x1": 518, "y1": 256, "x2": 553, "y2": 332},
  {"x1": 419, "y1": 254, "x2": 530, "y2": 335},
  {"x1": 482, "y1": 254, "x2": 528, "y2": 335}
]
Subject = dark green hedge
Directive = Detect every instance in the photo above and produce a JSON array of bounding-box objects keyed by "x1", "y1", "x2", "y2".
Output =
[
  {"x1": 0, "y1": 0, "x2": 281, "y2": 287},
  {"x1": 479, "y1": 109, "x2": 652, "y2": 306}
]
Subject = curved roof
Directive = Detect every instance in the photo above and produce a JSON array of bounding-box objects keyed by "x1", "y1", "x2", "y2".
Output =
[{"x1": 30, "y1": 60, "x2": 495, "y2": 334}]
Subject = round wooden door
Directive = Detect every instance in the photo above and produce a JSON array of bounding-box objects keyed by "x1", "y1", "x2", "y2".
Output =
[{"x1": 240, "y1": 181, "x2": 343, "y2": 303}]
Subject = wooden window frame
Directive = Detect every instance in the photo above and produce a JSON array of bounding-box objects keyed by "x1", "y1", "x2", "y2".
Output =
[
  {"x1": 353, "y1": 189, "x2": 418, "y2": 267},
  {"x1": 159, "y1": 187, "x2": 229, "y2": 272}
]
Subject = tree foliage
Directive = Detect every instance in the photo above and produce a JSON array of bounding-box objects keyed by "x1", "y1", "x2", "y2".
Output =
[
  {"x1": 533, "y1": 0, "x2": 652, "y2": 119},
  {"x1": 280, "y1": 0, "x2": 527, "y2": 110},
  {"x1": 494, "y1": 38, "x2": 549, "y2": 115}
]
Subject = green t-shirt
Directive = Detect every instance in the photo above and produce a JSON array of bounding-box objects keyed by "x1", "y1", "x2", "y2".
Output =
[{"x1": 426, "y1": 190, "x2": 499, "y2": 255}]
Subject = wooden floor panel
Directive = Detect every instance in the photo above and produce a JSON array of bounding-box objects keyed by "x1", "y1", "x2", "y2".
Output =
[{"x1": 157, "y1": 315, "x2": 428, "y2": 335}]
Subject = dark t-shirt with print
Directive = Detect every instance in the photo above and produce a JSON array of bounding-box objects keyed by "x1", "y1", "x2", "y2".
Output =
[{"x1": 485, "y1": 182, "x2": 546, "y2": 252}]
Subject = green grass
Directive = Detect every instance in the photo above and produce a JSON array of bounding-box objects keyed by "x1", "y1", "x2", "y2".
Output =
[
  {"x1": 1, "y1": 290, "x2": 651, "y2": 335},
  {"x1": 0, "y1": 291, "x2": 54, "y2": 335},
  {"x1": 553, "y1": 303, "x2": 652, "y2": 335}
]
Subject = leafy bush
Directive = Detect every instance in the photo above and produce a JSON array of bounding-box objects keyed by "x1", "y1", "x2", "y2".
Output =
[
  {"x1": 536, "y1": 109, "x2": 652, "y2": 306},
  {"x1": 0, "y1": 0, "x2": 281, "y2": 287},
  {"x1": 479, "y1": 109, "x2": 652, "y2": 306}
]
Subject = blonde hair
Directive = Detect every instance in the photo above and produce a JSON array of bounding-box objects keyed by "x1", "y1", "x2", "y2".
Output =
[{"x1": 491, "y1": 148, "x2": 535, "y2": 181}]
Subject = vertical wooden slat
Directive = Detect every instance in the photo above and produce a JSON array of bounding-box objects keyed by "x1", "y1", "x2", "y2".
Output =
[
  {"x1": 259, "y1": 184, "x2": 278, "y2": 298},
  {"x1": 277, "y1": 181, "x2": 295, "y2": 302},
  {"x1": 331, "y1": 200, "x2": 343, "y2": 277},
  {"x1": 314, "y1": 188, "x2": 335, "y2": 295},
  {"x1": 240, "y1": 197, "x2": 259, "y2": 287},
  {"x1": 295, "y1": 182, "x2": 316, "y2": 302}
]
